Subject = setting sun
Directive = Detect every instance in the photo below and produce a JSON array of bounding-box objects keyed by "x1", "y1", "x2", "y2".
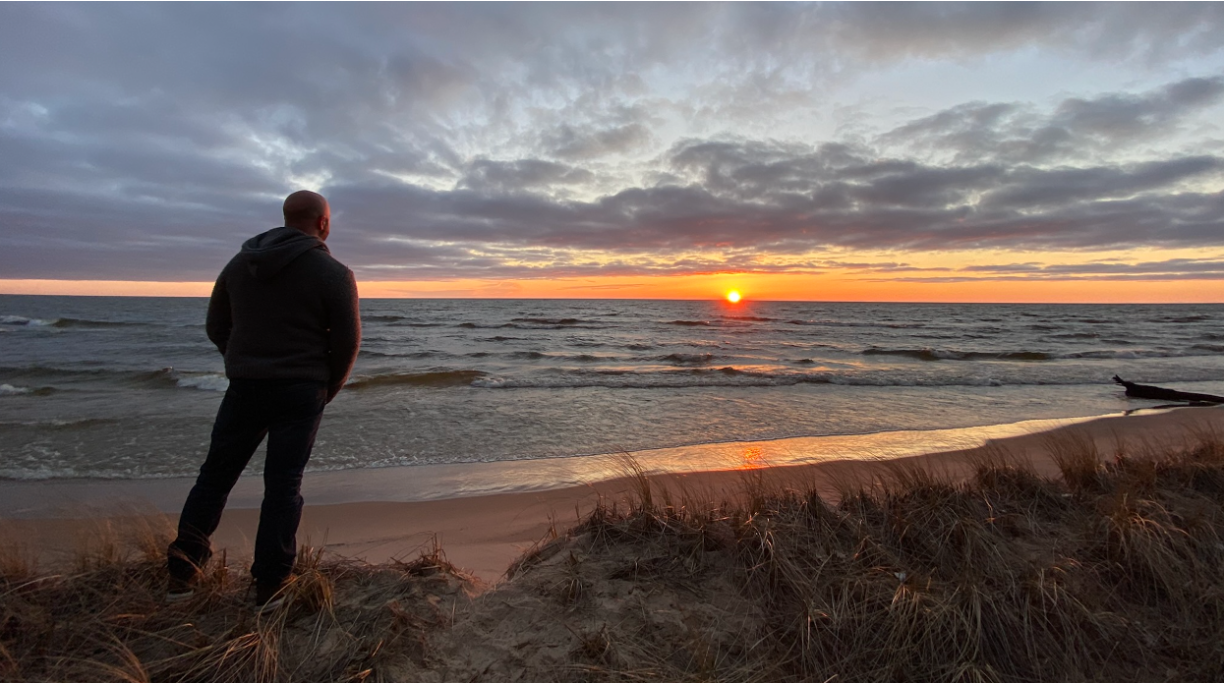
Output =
[{"x1": 726, "y1": 290, "x2": 742, "y2": 303}]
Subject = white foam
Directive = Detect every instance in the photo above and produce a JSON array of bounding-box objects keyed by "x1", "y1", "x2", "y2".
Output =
[
  {"x1": 0, "y1": 315, "x2": 55, "y2": 326},
  {"x1": 0, "y1": 383, "x2": 31, "y2": 395},
  {"x1": 175, "y1": 374, "x2": 229, "y2": 392},
  {"x1": 470, "y1": 376, "x2": 509, "y2": 388}
]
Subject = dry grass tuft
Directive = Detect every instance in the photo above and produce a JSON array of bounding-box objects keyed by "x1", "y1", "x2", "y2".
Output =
[{"x1": 0, "y1": 534, "x2": 475, "y2": 682}]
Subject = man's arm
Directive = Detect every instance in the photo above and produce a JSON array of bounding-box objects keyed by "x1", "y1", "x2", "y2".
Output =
[
  {"x1": 325, "y1": 269, "x2": 361, "y2": 403},
  {"x1": 205, "y1": 272, "x2": 232, "y2": 356}
]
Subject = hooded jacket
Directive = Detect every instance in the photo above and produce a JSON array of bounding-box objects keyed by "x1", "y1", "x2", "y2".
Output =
[{"x1": 206, "y1": 226, "x2": 361, "y2": 400}]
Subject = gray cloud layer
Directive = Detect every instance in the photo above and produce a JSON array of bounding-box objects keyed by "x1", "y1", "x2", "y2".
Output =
[{"x1": 1, "y1": 3, "x2": 1223, "y2": 282}]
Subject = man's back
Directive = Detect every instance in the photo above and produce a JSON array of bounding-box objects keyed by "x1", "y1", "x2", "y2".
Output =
[{"x1": 207, "y1": 225, "x2": 361, "y2": 401}]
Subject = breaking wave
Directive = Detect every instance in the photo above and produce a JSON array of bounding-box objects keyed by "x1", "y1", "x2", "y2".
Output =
[{"x1": 0, "y1": 315, "x2": 143, "y2": 329}]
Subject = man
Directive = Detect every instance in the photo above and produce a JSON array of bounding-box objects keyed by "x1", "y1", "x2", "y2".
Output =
[{"x1": 166, "y1": 190, "x2": 361, "y2": 610}]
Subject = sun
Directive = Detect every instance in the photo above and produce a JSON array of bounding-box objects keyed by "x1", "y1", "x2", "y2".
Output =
[{"x1": 726, "y1": 290, "x2": 742, "y2": 303}]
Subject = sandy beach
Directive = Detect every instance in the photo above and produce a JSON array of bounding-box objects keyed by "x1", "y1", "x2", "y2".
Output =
[{"x1": 4, "y1": 405, "x2": 1221, "y2": 584}]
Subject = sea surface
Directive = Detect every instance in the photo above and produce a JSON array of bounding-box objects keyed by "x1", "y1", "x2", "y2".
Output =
[{"x1": 2, "y1": 295, "x2": 1223, "y2": 481}]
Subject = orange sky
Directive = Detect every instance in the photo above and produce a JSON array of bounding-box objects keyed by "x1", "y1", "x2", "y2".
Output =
[{"x1": 2, "y1": 273, "x2": 1219, "y2": 303}]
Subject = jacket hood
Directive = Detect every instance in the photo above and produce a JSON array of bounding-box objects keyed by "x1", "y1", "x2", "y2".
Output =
[{"x1": 238, "y1": 227, "x2": 329, "y2": 282}]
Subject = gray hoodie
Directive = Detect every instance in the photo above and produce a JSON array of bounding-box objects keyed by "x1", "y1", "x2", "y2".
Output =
[{"x1": 206, "y1": 226, "x2": 361, "y2": 400}]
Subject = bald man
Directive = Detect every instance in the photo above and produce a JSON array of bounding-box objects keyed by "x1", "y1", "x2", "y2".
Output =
[{"x1": 167, "y1": 190, "x2": 361, "y2": 611}]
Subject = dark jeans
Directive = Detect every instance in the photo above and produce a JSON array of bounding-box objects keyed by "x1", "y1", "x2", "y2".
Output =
[{"x1": 168, "y1": 378, "x2": 328, "y2": 586}]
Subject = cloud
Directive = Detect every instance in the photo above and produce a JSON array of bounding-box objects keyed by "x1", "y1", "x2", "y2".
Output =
[
  {"x1": 887, "y1": 257, "x2": 1224, "y2": 283},
  {"x1": 459, "y1": 159, "x2": 594, "y2": 195},
  {"x1": 881, "y1": 76, "x2": 1224, "y2": 164},
  {"x1": 821, "y1": 2, "x2": 1224, "y2": 64},
  {"x1": 1, "y1": 4, "x2": 1223, "y2": 282},
  {"x1": 544, "y1": 122, "x2": 653, "y2": 160}
]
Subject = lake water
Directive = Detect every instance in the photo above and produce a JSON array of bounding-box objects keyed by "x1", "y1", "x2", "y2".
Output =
[{"x1": 2, "y1": 295, "x2": 1222, "y2": 480}]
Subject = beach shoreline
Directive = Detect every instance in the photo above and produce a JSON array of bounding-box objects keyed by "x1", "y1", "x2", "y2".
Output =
[
  {"x1": 3, "y1": 405, "x2": 1221, "y2": 584},
  {"x1": 0, "y1": 409, "x2": 1150, "y2": 517}
]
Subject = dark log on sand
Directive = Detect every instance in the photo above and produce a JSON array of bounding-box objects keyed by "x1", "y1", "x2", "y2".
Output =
[{"x1": 1113, "y1": 375, "x2": 1224, "y2": 404}]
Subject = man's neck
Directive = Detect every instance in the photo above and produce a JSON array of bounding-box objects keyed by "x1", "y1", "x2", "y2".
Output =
[{"x1": 284, "y1": 224, "x2": 321, "y2": 239}]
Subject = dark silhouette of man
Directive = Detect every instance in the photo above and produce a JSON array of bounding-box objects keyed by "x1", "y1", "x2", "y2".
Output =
[{"x1": 167, "y1": 190, "x2": 361, "y2": 610}]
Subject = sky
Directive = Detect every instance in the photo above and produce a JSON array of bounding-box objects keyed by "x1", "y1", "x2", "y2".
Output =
[{"x1": 2, "y1": 2, "x2": 1224, "y2": 302}]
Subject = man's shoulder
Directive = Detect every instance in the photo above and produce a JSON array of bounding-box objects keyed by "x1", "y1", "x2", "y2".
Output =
[{"x1": 298, "y1": 247, "x2": 353, "y2": 277}]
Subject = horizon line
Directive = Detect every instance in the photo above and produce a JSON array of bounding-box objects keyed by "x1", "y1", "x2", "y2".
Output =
[{"x1": 2, "y1": 292, "x2": 1222, "y2": 306}]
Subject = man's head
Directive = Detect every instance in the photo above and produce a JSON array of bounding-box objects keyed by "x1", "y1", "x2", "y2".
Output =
[{"x1": 282, "y1": 190, "x2": 330, "y2": 241}]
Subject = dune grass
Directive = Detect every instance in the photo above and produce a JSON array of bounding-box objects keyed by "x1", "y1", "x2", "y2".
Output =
[
  {"x1": 5, "y1": 430, "x2": 1224, "y2": 681},
  {"x1": 0, "y1": 528, "x2": 473, "y2": 682}
]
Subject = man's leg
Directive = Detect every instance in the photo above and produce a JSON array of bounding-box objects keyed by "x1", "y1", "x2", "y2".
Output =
[
  {"x1": 168, "y1": 380, "x2": 268, "y2": 583},
  {"x1": 250, "y1": 380, "x2": 327, "y2": 590}
]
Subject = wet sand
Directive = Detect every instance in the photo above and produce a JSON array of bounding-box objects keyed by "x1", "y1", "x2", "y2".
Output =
[{"x1": 2, "y1": 406, "x2": 1221, "y2": 584}]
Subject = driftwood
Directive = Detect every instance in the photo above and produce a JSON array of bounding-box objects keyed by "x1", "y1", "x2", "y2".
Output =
[{"x1": 1113, "y1": 375, "x2": 1224, "y2": 404}]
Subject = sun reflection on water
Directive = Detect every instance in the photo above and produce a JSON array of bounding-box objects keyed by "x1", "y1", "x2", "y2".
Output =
[{"x1": 740, "y1": 445, "x2": 765, "y2": 470}]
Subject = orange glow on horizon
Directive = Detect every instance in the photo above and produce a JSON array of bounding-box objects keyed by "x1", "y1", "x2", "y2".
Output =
[{"x1": 1, "y1": 274, "x2": 1222, "y2": 303}]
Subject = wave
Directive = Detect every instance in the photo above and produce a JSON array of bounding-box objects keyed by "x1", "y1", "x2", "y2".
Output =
[
  {"x1": 389, "y1": 322, "x2": 446, "y2": 328},
  {"x1": 347, "y1": 369, "x2": 486, "y2": 389},
  {"x1": 467, "y1": 363, "x2": 1224, "y2": 390},
  {"x1": 54, "y1": 317, "x2": 137, "y2": 328},
  {"x1": 1, "y1": 315, "x2": 56, "y2": 327},
  {"x1": 510, "y1": 351, "x2": 547, "y2": 360},
  {"x1": 863, "y1": 348, "x2": 1053, "y2": 362},
  {"x1": 360, "y1": 350, "x2": 443, "y2": 359},
  {"x1": 362, "y1": 314, "x2": 447, "y2": 327},
  {"x1": 0, "y1": 417, "x2": 118, "y2": 429},
  {"x1": 0, "y1": 315, "x2": 142, "y2": 329},
  {"x1": 174, "y1": 373, "x2": 229, "y2": 391},
  {"x1": 863, "y1": 345, "x2": 1219, "y2": 361},
  {"x1": 510, "y1": 317, "x2": 588, "y2": 326},
  {"x1": 468, "y1": 367, "x2": 1019, "y2": 390},
  {"x1": 0, "y1": 383, "x2": 55, "y2": 396},
  {"x1": 666, "y1": 320, "x2": 712, "y2": 327},
  {"x1": 0, "y1": 365, "x2": 229, "y2": 392},
  {"x1": 460, "y1": 321, "x2": 601, "y2": 330},
  {"x1": 722, "y1": 315, "x2": 777, "y2": 322},
  {"x1": 657, "y1": 352, "x2": 716, "y2": 365},
  {"x1": 1061, "y1": 349, "x2": 1207, "y2": 359},
  {"x1": 1048, "y1": 332, "x2": 1100, "y2": 340},
  {"x1": 469, "y1": 350, "x2": 622, "y2": 363},
  {"x1": 787, "y1": 319, "x2": 924, "y2": 329}
]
